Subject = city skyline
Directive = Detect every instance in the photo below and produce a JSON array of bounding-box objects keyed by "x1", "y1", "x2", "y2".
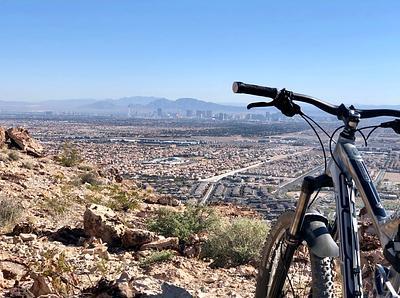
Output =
[{"x1": 1, "y1": 1, "x2": 400, "y2": 105}]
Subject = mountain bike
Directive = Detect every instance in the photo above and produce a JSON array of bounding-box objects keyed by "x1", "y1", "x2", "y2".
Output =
[{"x1": 232, "y1": 81, "x2": 400, "y2": 297}]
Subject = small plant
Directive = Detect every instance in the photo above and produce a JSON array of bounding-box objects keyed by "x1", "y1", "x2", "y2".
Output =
[
  {"x1": 7, "y1": 150, "x2": 20, "y2": 161},
  {"x1": 0, "y1": 197, "x2": 23, "y2": 227},
  {"x1": 58, "y1": 142, "x2": 82, "y2": 167},
  {"x1": 139, "y1": 250, "x2": 174, "y2": 268},
  {"x1": 202, "y1": 217, "x2": 269, "y2": 267},
  {"x1": 95, "y1": 258, "x2": 109, "y2": 277},
  {"x1": 147, "y1": 204, "x2": 220, "y2": 242}
]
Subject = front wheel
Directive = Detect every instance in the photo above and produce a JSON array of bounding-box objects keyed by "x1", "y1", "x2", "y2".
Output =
[{"x1": 256, "y1": 211, "x2": 339, "y2": 297}]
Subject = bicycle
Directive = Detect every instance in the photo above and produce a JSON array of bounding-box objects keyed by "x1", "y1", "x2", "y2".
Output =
[{"x1": 232, "y1": 81, "x2": 400, "y2": 297}]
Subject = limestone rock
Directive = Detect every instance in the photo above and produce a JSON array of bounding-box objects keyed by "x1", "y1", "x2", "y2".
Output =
[
  {"x1": 6, "y1": 127, "x2": 44, "y2": 157},
  {"x1": 121, "y1": 228, "x2": 157, "y2": 249},
  {"x1": 140, "y1": 237, "x2": 179, "y2": 251},
  {"x1": 83, "y1": 204, "x2": 126, "y2": 246}
]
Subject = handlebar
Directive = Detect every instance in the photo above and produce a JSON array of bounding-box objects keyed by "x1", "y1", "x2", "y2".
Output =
[{"x1": 233, "y1": 81, "x2": 400, "y2": 120}]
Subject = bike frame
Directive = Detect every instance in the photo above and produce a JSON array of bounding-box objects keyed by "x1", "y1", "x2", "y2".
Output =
[{"x1": 288, "y1": 130, "x2": 400, "y2": 297}]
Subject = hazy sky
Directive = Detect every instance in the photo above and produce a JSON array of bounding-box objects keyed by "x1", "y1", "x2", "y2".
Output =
[{"x1": 1, "y1": 1, "x2": 399, "y2": 105}]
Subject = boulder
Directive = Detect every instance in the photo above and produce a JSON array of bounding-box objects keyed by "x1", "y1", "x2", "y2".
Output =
[
  {"x1": 6, "y1": 127, "x2": 44, "y2": 157},
  {"x1": 140, "y1": 237, "x2": 179, "y2": 251},
  {"x1": 121, "y1": 228, "x2": 157, "y2": 249},
  {"x1": 84, "y1": 274, "x2": 192, "y2": 298},
  {"x1": 11, "y1": 222, "x2": 38, "y2": 236},
  {"x1": 83, "y1": 204, "x2": 126, "y2": 246},
  {"x1": 29, "y1": 272, "x2": 55, "y2": 297},
  {"x1": 0, "y1": 260, "x2": 27, "y2": 280},
  {"x1": 19, "y1": 233, "x2": 37, "y2": 242}
]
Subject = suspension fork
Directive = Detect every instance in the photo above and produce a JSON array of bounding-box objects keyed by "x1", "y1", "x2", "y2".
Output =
[
  {"x1": 269, "y1": 174, "x2": 333, "y2": 297},
  {"x1": 287, "y1": 174, "x2": 333, "y2": 241}
]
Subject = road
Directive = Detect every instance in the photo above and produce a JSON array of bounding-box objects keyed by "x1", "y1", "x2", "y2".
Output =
[{"x1": 199, "y1": 149, "x2": 313, "y2": 204}]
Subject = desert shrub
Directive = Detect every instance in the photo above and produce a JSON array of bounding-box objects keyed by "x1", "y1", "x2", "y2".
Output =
[
  {"x1": 202, "y1": 217, "x2": 269, "y2": 267},
  {"x1": 0, "y1": 197, "x2": 23, "y2": 227},
  {"x1": 139, "y1": 250, "x2": 174, "y2": 268},
  {"x1": 58, "y1": 142, "x2": 82, "y2": 167},
  {"x1": 32, "y1": 248, "x2": 78, "y2": 295},
  {"x1": 80, "y1": 171, "x2": 101, "y2": 186},
  {"x1": 0, "y1": 152, "x2": 10, "y2": 162},
  {"x1": 147, "y1": 204, "x2": 220, "y2": 242},
  {"x1": 22, "y1": 161, "x2": 35, "y2": 169},
  {"x1": 105, "y1": 185, "x2": 141, "y2": 211},
  {"x1": 7, "y1": 150, "x2": 20, "y2": 161},
  {"x1": 42, "y1": 196, "x2": 70, "y2": 216}
]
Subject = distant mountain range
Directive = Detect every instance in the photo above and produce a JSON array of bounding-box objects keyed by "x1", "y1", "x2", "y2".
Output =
[
  {"x1": 0, "y1": 96, "x2": 246, "y2": 115},
  {"x1": 0, "y1": 96, "x2": 398, "y2": 116}
]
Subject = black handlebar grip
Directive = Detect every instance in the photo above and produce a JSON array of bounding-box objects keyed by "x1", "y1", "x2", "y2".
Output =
[{"x1": 232, "y1": 82, "x2": 278, "y2": 99}]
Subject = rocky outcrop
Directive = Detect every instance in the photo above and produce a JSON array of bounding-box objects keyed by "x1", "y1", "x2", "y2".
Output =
[
  {"x1": 85, "y1": 272, "x2": 192, "y2": 297},
  {"x1": 6, "y1": 127, "x2": 44, "y2": 157},
  {"x1": 83, "y1": 204, "x2": 126, "y2": 246},
  {"x1": 83, "y1": 204, "x2": 160, "y2": 249},
  {"x1": 0, "y1": 127, "x2": 6, "y2": 148}
]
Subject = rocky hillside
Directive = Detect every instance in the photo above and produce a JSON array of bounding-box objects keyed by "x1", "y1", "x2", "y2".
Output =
[
  {"x1": 0, "y1": 128, "x2": 263, "y2": 297},
  {"x1": 0, "y1": 127, "x2": 385, "y2": 297}
]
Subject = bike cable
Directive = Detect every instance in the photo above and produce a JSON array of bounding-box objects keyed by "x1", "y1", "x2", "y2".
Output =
[
  {"x1": 299, "y1": 113, "x2": 328, "y2": 173},
  {"x1": 329, "y1": 125, "x2": 346, "y2": 174},
  {"x1": 298, "y1": 113, "x2": 328, "y2": 208},
  {"x1": 356, "y1": 125, "x2": 381, "y2": 147}
]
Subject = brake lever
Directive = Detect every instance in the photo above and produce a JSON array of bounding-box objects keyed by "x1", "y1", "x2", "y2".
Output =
[
  {"x1": 381, "y1": 119, "x2": 400, "y2": 134},
  {"x1": 247, "y1": 101, "x2": 275, "y2": 110}
]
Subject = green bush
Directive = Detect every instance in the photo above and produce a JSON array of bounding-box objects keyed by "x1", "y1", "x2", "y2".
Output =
[
  {"x1": 104, "y1": 185, "x2": 141, "y2": 211},
  {"x1": 202, "y1": 217, "x2": 269, "y2": 268},
  {"x1": 139, "y1": 250, "x2": 174, "y2": 268},
  {"x1": 147, "y1": 204, "x2": 220, "y2": 242},
  {"x1": 59, "y1": 142, "x2": 82, "y2": 167},
  {"x1": 0, "y1": 197, "x2": 23, "y2": 227}
]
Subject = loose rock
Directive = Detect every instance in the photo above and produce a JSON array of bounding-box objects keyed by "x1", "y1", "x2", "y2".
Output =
[
  {"x1": 121, "y1": 228, "x2": 157, "y2": 249},
  {"x1": 140, "y1": 237, "x2": 179, "y2": 251}
]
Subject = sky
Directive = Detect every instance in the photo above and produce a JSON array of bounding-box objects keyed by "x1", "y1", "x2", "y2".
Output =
[{"x1": 0, "y1": 1, "x2": 399, "y2": 105}]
